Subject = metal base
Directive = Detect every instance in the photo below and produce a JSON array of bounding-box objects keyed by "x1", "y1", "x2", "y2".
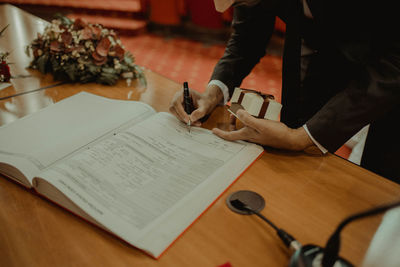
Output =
[{"x1": 226, "y1": 190, "x2": 265, "y2": 215}]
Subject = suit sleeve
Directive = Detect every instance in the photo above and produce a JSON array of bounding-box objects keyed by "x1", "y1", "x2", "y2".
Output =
[
  {"x1": 306, "y1": 39, "x2": 400, "y2": 152},
  {"x1": 210, "y1": 3, "x2": 277, "y2": 97}
]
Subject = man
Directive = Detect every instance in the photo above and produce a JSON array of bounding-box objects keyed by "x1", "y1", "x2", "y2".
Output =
[{"x1": 169, "y1": 0, "x2": 400, "y2": 182}]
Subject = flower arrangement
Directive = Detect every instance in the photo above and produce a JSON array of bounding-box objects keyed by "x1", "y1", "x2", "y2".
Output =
[
  {"x1": 26, "y1": 15, "x2": 144, "y2": 86},
  {"x1": 0, "y1": 25, "x2": 11, "y2": 83}
]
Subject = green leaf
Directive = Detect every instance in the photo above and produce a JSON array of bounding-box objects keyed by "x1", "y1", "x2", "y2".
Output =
[
  {"x1": 101, "y1": 67, "x2": 116, "y2": 74},
  {"x1": 37, "y1": 53, "x2": 49, "y2": 74},
  {"x1": 79, "y1": 73, "x2": 94, "y2": 83},
  {"x1": 50, "y1": 57, "x2": 60, "y2": 71},
  {"x1": 123, "y1": 52, "x2": 134, "y2": 65},
  {"x1": 87, "y1": 64, "x2": 101, "y2": 75},
  {"x1": 54, "y1": 14, "x2": 73, "y2": 26},
  {"x1": 64, "y1": 62, "x2": 78, "y2": 81},
  {"x1": 25, "y1": 45, "x2": 31, "y2": 57},
  {"x1": 99, "y1": 70, "x2": 119, "y2": 85},
  {"x1": 134, "y1": 65, "x2": 147, "y2": 87}
]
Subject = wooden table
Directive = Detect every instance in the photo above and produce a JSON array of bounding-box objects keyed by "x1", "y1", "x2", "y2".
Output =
[
  {"x1": 1, "y1": 4, "x2": 400, "y2": 267},
  {"x1": 0, "y1": 4, "x2": 62, "y2": 100}
]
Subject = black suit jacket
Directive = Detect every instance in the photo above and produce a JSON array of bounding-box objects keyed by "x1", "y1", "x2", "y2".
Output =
[{"x1": 210, "y1": 0, "x2": 400, "y2": 182}]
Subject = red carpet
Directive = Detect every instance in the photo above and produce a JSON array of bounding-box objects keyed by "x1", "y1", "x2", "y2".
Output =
[{"x1": 121, "y1": 34, "x2": 283, "y2": 102}]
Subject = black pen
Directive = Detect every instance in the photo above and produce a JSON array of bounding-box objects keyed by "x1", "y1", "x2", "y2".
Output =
[{"x1": 183, "y1": 81, "x2": 194, "y2": 132}]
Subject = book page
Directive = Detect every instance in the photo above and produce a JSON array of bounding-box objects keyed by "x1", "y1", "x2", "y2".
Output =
[
  {"x1": 36, "y1": 112, "x2": 264, "y2": 257},
  {"x1": 0, "y1": 92, "x2": 156, "y2": 185}
]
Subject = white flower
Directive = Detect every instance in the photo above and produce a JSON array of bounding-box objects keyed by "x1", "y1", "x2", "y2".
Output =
[
  {"x1": 101, "y1": 29, "x2": 109, "y2": 35},
  {"x1": 113, "y1": 58, "x2": 121, "y2": 69},
  {"x1": 50, "y1": 23, "x2": 62, "y2": 34},
  {"x1": 85, "y1": 41, "x2": 92, "y2": 48},
  {"x1": 51, "y1": 19, "x2": 61, "y2": 25},
  {"x1": 73, "y1": 36, "x2": 80, "y2": 45},
  {"x1": 108, "y1": 35, "x2": 116, "y2": 46},
  {"x1": 122, "y1": 72, "x2": 133, "y2": 79},
  {"x1": 71, "y1": 50, "x2": 80, "y2": 58}
]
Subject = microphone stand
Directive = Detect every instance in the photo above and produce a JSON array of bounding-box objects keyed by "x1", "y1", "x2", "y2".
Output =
[
  {"x1": 321, "y1": 200, "x2": 400, "y2": 267},
  {"x1": 229, "y1": 196, "x2": 400, "y2": 267}
]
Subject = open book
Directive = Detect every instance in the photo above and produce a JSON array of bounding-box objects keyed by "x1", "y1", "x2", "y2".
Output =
[{"x1": 0, "y1": 92, "x2": 263, "y2": 258}]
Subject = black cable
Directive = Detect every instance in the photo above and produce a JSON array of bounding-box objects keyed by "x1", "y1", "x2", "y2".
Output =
[{"x1": 230, "y1": 199, "x2": 299, "y2": 249}]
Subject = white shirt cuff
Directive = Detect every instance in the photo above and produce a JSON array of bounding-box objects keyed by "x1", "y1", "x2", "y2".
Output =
[
  {"x1": 303, "y1": 124, "x2": 328, "y2": 154},
  {"x1": 208, "y1": 80, "x2": 230, "y2": 105}
]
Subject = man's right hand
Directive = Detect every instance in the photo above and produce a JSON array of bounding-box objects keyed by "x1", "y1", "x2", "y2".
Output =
[{"x1": 169, "y1": 84, "x2": 224, "y2": 126}]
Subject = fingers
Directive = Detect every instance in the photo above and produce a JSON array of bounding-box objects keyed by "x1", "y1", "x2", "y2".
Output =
[
  {"x1": 169, "y1": 91, "x2": 207, "y2": 127},
  {"x1": 236, "y1": 109, "x2": 261, "y2": 131},
  {"x1": 190, "y1": 108, "x2": 207, "y2": 127},
  {"x1": 170, "y1": 89, "x2": 217, "y2": 127},
  {"x1": 229, "y1": 114, "x2": 236, "y2": 124},
  {"x1": 169, "y1": 91, "x2": 189, "y2": 123},
  {"x1": 212, "y1": 127, "x2": 255, "y2": 142},
  {"x1": 229, "y1": 114, "x2": 236, "y2": 131}
]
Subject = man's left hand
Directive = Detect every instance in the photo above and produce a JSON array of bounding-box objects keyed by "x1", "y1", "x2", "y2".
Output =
[{"x1": 212, "y1": 109, "x2": 314, "y2": 151}]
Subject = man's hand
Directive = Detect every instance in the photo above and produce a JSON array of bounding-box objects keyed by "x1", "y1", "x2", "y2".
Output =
[
  {"x1": 212, "y1": 109, "x2": 314, "y2": 151},
  {"x1": 169, "y1": 84, "x2": 224, "y2": 126}
]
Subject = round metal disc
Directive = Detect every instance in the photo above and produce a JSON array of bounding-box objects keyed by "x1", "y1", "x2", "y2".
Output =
[{"x1": 226, "y1": 190, "x2": 265, "y2": 215}]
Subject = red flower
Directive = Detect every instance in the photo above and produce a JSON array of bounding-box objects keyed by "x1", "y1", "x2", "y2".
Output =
[
  {"x1": 0, "y1": 61, "x2": 11, "y2": 82},
  {"x1": 73, "y1": 18, "x2": 86, "y2": 30},
  {"x1": 92, "y1": 51, "x2": 107, "y2": 66},
  {"x1": 33, "y1": 48, "x2": 40, "y2": 57},
  {"x1": 80, "y1": 25, "x2": 102, "y2": 40},
  {"x1": 61, "y1": 31, "x2": 72, "y2": 46},
  {"x1": 80, "y1": 26, "x2": 93, "y2": 40},
  {"x1": 50, "y1": 40, "x2": 62, "y2": 52},
  {"x1": 91, "y1": 26, "x2": 102, "y2": 40},
  {"x1": 96, "y1": 37, "x2": 111, "y2": 57},
  {"x1": 114, "y1": 45, "x2": 125, "y2": 60}
]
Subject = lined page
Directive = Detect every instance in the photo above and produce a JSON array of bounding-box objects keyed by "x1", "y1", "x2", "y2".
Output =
[
  {"x1": 37, "y1": 112, "x2": 264, "y2": 257},
  {"x1": 0, "y1": 92, "x2": 155, "y2": 184}
]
